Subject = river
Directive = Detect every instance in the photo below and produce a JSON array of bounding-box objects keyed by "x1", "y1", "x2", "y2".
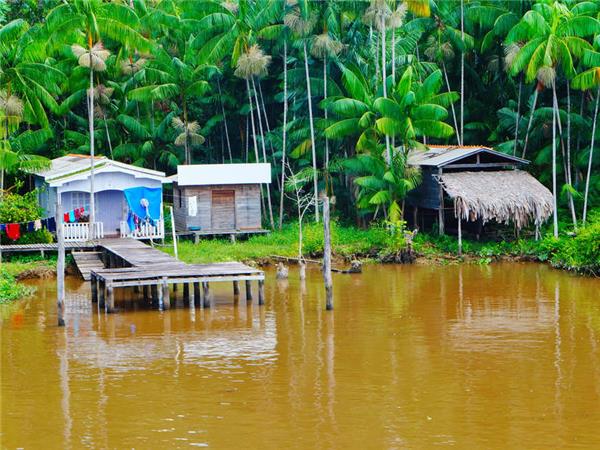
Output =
[{"x1": 2, "y1": 262, "x2": 600, "y2": 448}]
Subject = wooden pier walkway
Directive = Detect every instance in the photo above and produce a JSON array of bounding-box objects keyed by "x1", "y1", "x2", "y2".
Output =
[{"x1": 90, "y1": 238, "x2": 264, "y2": 313}]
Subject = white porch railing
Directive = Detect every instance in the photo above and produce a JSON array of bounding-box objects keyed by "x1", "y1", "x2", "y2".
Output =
[
  {"x1": 63, "y1": 222, "x2": 105, "y2": 242},
  {"x1": 120, "y1": 219, "x2": 164, "y2": 240}
]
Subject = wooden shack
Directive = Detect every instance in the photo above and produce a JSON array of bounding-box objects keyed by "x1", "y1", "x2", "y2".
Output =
[
  {"x1": 168, "y1": 163, "x2": 271, "y2": 237},
  {"x1": 406, "y1": 146, "x2": 553, "y2": 241}
]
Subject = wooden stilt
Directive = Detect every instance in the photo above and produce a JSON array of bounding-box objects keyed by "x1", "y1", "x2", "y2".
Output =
[
  {"x1": 162, "y1": 278, "x2": 170, "y2": 310},
  {"x1": 194, "y1": 282, "x2": 201, "y2": 307},
  {"x1": 233, "y1": 281, "x2": 240, "y2": 296},
  {"x1": 91, "y1": 273, "x2": 98, "y2": 303},
  {"x1": 457, "y1": 215, "x2": 463, "y2": 256},
  {"x1": 438, "y1": 168, "x2": 445, "y2": 236},
  {"x1": 151, "y1": 284, "x2": 159, "y2": 308},
  {"x1": 183, "y1": 283, "x2": 190, "y2": 305},
  {"x1": 143, "y1": 285, "x2": 149, "y2": 301},
  {"x1": 202, "y1": 282, "x2": 210, "y2": 308},
  {"x1": 133, "y1": 285, "x2": 140, "y2": 294},
  {"x1": 245, "y1": 280, "x2": 253, "y2": 302},
  {"x1": 258, "y1": 280, "x2": 265, "y2": 306},
  {"x1": 99, "y1": 279, "x2": 105, "y2": 309},
  {"x1": 106, "y1": 284, "x2": 115, "y2": 313}
]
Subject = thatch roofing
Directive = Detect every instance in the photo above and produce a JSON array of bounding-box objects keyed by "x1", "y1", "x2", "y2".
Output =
[{"x1": 438, "y1": 170, "x2": 553, "y2": 229}]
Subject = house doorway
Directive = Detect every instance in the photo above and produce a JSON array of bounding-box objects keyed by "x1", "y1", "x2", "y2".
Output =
[
  {"x1": 97, "y1": 190, "x2": 126, "y2": 237},
  {"x1": 211, "y1": 190, "x2": 235, "y2": 230}
]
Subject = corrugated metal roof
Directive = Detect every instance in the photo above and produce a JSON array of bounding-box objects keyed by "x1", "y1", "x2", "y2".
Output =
[
  {"x1": 34, "y1": 154, "x2": 167, "y2": 184},
  {"x1": 175, "y1": 163, "x2": 271, "y2": 186},
  {"x1": 407, "y1": 146, "x2": 528, "y2": 167}
]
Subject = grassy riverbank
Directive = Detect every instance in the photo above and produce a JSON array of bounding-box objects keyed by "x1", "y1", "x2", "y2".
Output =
[
  {"x1": 0, "y1": 255, "x2": 56, "y2": 303},
  {"x1": 164, "y1": 220, "x2": 599, "y2": 275}
]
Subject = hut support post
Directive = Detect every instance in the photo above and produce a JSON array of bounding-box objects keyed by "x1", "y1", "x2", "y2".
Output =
[
  {"x1": 183, "y1": 283, "x2": 190, "y2": 305},
  {"x1": 99, "y1": 279, "x2": 105, "y2": 309},
  {"x1": 233, "y1": 281, "x2": 240, "y2": 297},
  {"x1": 170, "y1": 205, "x2": 178, "y2": 260},
  {"x1": 457, "y1": 215, "x2": 463, "y2": 256},
  {"x1": 438, "y1": 169, "x2": 445, "y2": 236},
  {"x1": 323, "y1": 196, "x2": 334, "y2": 310},
  {"x1": 151, "y1": 284, "x2": 159, "y2": 307}
]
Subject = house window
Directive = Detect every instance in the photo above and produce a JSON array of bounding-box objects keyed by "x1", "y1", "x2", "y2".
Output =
[{"x1": 71, "y1": 192, "x2": 90, "y2": 212}]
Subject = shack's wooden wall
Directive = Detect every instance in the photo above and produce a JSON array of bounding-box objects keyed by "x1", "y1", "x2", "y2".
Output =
[
  {"x1": 406, "y1": 168, "x2": 441, "y2": 210},
  {"x1": 172, "y1": 183, "x2": 261, "y2": 232}
]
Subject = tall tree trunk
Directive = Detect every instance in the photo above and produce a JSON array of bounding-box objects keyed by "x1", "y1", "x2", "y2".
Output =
[
  {"x1": 391, "y1": 25, "x2": 396, "y2": 84},
  {"x1": 566, "y1": 81, "x2": 577, "y2": 229},
  {"x1": 583, "y1": 85, "x2": 600, "y2": 225},
  {"x1": 88, "y1": 61, "x2": 95, "y2": 228},
  {"x1": 102, "y1": 110, "x2": 113, "y2": 158},
  {"x1": 522, "y1": 86, "x2": 539, "y2": 159},
  {"x1": 442, "y1": 61, "x2": 461, "y2": 145},
  {"x1": 552, "y1": 84, "x2": 559, "y2": 238},
  {"x1": 252, "y1": 77, "x2": 275, "y2": 229},
  {"x1": 381, "y1": 17, "x2": 392, "y2": 164},
  {"x1": 323, "y1": 55, "x2": 329, "y2": 169},
  {"x1": 514, "y1": 76, "x2": 522, "y2": 156},
  {"x1": 258, "y1": 80, "x2": 281, "y2": 192},
  {"x1": 246, "y1": 79, "x2": 259, "y2": 163},
  {"x1": 460, "y1": 0, "x2": 465, "y2": 144},
  {"x1": 217, "y1": 78, "x2": 233, "y2": 163},
  {"x1": 182, "y1": 96, "x2": 190, "y2": 164},
  {"x1": 279, "y1": 40, "x2": 288, "y2": 229},
  {"x1": 303, "y1": 41, "x2": 319, "y2": 222}
]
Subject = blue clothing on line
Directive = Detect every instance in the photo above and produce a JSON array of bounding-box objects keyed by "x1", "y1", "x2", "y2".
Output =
[{"x1": 123, "y1": 187, "x2": 162, "y2": 231}]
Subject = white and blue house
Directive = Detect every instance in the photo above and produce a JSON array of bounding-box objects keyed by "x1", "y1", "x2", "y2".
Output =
[{"x1": 33, "y1": 154, "x2": 168, "y2": 241}]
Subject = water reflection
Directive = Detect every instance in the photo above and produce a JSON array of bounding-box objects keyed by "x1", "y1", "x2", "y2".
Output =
[{"x1": 1, "y1": 263, "x2": 600, "y2": 448}]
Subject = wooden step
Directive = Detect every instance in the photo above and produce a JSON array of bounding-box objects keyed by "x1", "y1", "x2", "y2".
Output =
[{"x1": 72, "y1": 251, "x2": 104, "y2": 281}]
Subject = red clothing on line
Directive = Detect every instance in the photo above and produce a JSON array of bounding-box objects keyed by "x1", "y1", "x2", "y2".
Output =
[{"x1": 6, "y1": 223, "x2": 20, "y2": 241}]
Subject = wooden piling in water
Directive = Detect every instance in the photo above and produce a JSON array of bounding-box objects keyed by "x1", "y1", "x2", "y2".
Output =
[
  {"x1": 98, "y1": 279, "x2": 105, "y2": 309},
  {"x1": 151, "y1": 284, "x2": 159, "y2": 307},
  {"x1": 91, "y1": 274, "x2": 98, "y2": 303},
  {"x1": 202, "y1": 282, "x2": 210, "y2": 308},
  {"x1": 245, "y1": 280, "x2": 253, "y2": 302},
  {"x1": 162, "y1": 278, "x2": 170, "y2": 310},
  {"x1": 258, "y1": 280, "x2": 265, "y2": 306},
  {"x1": 106, "y1": 284, "x2": 115, "y2": 313},
  {"x1": 233, "y1": 280, "x2": 240, "y2": 296},
  {"x1": 194, "y1": 282, "x2": 201, "y2": 307},
  {"x1": 323, "y1": 196, "x2": 334, "y2": 311},
  {"x1": 56, "y1": 200, "x2": 65, "y2": 326},
  {"x1": 183, "y1": 283, "x2": 190, "y2": 305}
]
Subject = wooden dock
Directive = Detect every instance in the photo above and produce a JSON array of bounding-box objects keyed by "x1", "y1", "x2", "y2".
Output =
[{"x1": 90, "y1": 238, "x2": 264, "y2": 313}]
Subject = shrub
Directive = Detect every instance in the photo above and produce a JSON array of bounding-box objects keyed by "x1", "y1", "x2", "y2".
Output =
[
  {"x1": 16, "y1": 229, "x2": 54, "y2": 244},
  {"x1": 0, "y1": 269, "x2": 35, "y2": 303},
  {"x1": 0, "y1": 190, "x2": 43, "y2": 223}
]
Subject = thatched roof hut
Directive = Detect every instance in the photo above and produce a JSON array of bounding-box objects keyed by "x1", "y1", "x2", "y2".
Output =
[{"x1": 438, "y1": 170, "x2": 554, "y2": 230}]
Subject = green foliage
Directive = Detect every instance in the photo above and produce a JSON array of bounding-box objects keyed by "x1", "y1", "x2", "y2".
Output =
[
  {"x1": 0, "y1": 269, "x2": 35, "y2": 303},
  {"x1": 0, "y1": 190, "x2": 42, "y2": 222},
  {"x1": 15, "y1": 228, "x2": 53, "y2": 244},
  {"x1": 550, "y1": 215, "x2": 600, "y2": 274}
]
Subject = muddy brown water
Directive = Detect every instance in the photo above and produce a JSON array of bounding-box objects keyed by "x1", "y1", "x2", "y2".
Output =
[{"x1": 2, "y1": 263, "x2": 600, "y2": 449}]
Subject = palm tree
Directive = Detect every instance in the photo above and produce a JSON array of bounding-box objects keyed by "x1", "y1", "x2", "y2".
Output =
[
  {"x1": 0, "y1": 92, "x2": 50, "y2": 196},
  {"x1": 572, "y1": 49, "x2": 600, "y2": 225},
  {"x1": 129, "y1": 44, "x2": 210, "y2": 165},
  {"x1": 506, "y1": 3, "x2": 600, "y2": 236},
  {"x1": 235, "y1": 44, "x2": 275, "y2": 229},
  {"x1": 0, "y1": 19, "x2": 65, "y2": 129},
  {"x1": 172, "y1": 117, "x2": 205, "y2": 156},
  {"x1": 43, "y1": 0, "x2": 149, "y2": 228},
  {"x1": 310, "y1": 19, "x2": 343, "y2": 169},
  {"x1": 284, "y1": 3, "x2": 320, "y2": 221}
]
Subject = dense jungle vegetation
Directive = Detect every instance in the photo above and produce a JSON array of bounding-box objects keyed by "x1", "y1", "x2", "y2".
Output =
[{"x1": 0, "y1": 0, "x2": 599, "y2": 272}]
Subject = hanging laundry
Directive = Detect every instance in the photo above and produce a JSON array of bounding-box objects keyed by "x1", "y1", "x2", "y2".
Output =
[
  {"x1": 47, "y1": 217, "x2": 56, "y2": 232},
  {"x1": 74, "y1": 208, "x2": 81, "y2": 220},
  {"x1": 27, "y1": 221, "x2": 35, "y2": 232},
  {"x1": 68, "y1": 210, "x2": 76, "y2": 223},
  {"x1": 6, "y1": 223, "x2": 20, "y2": 241},
  {"x1": 64, "y1": 212, "x2": 69, "y2": 223},
  {"x1": 34, "y1": 219, "x2": 42, "y2": 231},
  {"x1": 0, "y1": 224, "x2": 5, "y2": 233}
]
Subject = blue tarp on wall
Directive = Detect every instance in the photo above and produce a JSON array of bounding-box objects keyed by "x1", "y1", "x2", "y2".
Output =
[{"x1": 123, "y1": 186, "x2": 162, "y2": 231}]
